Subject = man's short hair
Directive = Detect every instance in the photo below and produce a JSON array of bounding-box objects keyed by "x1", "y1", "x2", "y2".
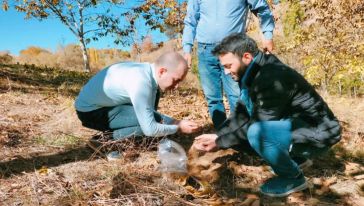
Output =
[
  {"x1": 212, "y1": 33, "x2": 259, "y2": 58},
  {"x1": 155, "y1": 52, "x2": 187, "y2": 72}
]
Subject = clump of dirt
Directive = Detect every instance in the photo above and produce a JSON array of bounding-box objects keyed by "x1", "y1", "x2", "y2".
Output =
[{"x1": 0, "y1": 125, "x2": 25, "y2": 147}]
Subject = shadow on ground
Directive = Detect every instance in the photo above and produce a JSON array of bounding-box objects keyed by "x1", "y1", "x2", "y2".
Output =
[
  {"x1": 0, "y1": 145, "x2": 97, "y2": 178},
  {"x1": 0, "y1": 63, "x2": 90, "y2": 96}
]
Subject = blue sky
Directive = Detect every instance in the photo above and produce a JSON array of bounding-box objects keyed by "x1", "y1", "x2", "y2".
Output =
[{"x1": 0, "y1": 5, "x2": 169, "y2": 56}]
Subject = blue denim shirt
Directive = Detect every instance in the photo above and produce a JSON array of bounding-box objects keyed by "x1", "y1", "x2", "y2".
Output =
[{"x1": 182, "y1": 0, "x2": 275, "y2": 53}]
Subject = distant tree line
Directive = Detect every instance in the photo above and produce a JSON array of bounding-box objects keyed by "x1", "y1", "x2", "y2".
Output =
[
  {"x1": 0, "y1": 45, "x2": 130, "y2": 72},
  {"x1": 1, "y1": 0, "x2": 186, "y2": 72}
]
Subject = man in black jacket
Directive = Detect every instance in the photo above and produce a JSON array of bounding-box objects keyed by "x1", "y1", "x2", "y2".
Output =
[{"x1": 193, "y1": 33, "x2": 341, "y2": 197}]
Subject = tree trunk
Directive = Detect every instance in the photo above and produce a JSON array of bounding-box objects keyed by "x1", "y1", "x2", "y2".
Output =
[{"x1": 79, "y1": 37, "x2": 91, "y2": 72}]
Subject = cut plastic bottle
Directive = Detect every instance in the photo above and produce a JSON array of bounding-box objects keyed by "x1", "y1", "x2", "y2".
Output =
[{"x1": 157, "y1": 138, "x2": 187, "y2": 173}]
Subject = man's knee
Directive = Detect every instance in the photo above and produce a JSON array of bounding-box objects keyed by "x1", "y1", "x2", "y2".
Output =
[
  {"x1": 247, "y1": 120, "x2": 292, "y2": 150},
  {"x1": 247, "y1": 122, "x2": 263, "y2": 148}
]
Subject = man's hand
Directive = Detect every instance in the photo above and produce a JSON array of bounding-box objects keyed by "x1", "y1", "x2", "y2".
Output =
[
  {"x1": 192, "y1": 134, "x2": 218, "y2": 152},
  {"x1": 184, "y1": 53, "x2": 192, "y2": 68},
  {"x1": 262, "y1": 39, "x2": 274, "y2": 54},
  {"x1": 178, "y1": 120, "x2": 200, "y2": 134}
]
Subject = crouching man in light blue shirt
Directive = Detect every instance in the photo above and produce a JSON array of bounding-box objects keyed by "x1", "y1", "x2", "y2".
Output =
[{"x1": 75, "y1": 52, "x2": 200, "y2": 140}]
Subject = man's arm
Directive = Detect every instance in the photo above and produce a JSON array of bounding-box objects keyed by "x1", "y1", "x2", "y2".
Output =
[
  {"x1": 215, "y1": 101, "x2": 250, "y2": 149},
  {"x1": 192, "y1": 102, "x2": 250, "y2": 151},
  {"x1": 248, "y1": 0, "x2": 275, "y2": 52},
  {"x1": 154, "y1": 111, "x2": 200, "y2": 134},
  {"x1": 154, "y1": 111, "x2": 176, "y2": 125},
  {"x1": 182, "y1": 0, "x2": 200, "y2": 56},
  {"x1": 128, "y1": 82, "x2": 178, "y2": 137}
]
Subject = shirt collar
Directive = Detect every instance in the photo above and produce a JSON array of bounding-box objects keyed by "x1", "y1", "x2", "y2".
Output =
[
  {"x1": 239, "y1": 52, "x2": 265, "y2": 88},
  {"x1": 240, "y1": 56, "x2": 257, "y2": 88},
  {"x1": 150, "y1": 63, "x2": 158, "y2": 88}
]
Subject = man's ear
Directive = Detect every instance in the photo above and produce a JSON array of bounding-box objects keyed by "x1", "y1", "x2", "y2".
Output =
[
  {"x1": 241, "y1": 52, "x2": 253, "y2": 65},
  {"x1": 157, "y1": 67, "x2": 168, "y2": 77}
]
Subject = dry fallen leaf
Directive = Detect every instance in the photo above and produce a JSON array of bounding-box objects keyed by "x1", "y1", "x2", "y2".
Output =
[
  {"x1": 315, "y1": 176, "x2": 337, "y2": 195},
  {"x1": 344, "y1": 162, "x2": 363, "y2": 176},
  {"x1": 287, "y1": 191, "x2": 306, "y2": 204},
  {"x1": 37, "y1": 166, "x2": 51, "y2": 175},
  {"x1": 184, "y1": 177, "x2": 214, "y2": 198},
  {"x1": 187, "y1": 147, "x2": 238, "y2": 183}
]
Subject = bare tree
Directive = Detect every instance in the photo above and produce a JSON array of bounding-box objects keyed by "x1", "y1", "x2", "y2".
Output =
[{"x1": 2, "y1": 0, "x2": 126, "y2": 72}]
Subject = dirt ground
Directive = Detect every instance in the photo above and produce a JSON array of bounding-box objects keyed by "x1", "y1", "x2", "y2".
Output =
[{"x1": 0, "y1": 64, "x2": 363, "y2": 206}]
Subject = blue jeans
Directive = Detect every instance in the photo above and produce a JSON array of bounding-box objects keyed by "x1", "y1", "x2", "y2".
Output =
[
  {"x1": 246, "y1": 120, "x2": 327, "y2": 178},
  {"x1": 107, "y1": 105, "x2": 145, "y2": 140},
  {"x1": 197, "y1": 43, "x2": 240, "y2": 128},
  {"x1": 77, "y1": 105, "x2": 163, "y2": 140}
]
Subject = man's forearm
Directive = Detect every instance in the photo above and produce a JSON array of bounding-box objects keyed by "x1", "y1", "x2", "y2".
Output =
[
  {"x1": 248, "y1": 0, "x2": 275, "y2": 40},
  {"x1": 215, "y1": 102, "x2": 250, "y2": 148}
]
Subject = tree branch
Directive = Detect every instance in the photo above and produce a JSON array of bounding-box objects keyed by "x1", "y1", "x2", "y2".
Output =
[{"x1": 43, "y1": 0, "x2": 78, "y2": 36}]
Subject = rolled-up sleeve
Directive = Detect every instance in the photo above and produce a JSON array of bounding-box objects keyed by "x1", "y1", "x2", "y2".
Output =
[{"x1": 248, "y1": 0, "x2": 275, "y2": 40}]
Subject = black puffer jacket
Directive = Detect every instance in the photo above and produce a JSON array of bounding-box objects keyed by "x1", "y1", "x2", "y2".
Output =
[{"x1": 216, "y1": 52, "x2": 341, "y2": 149}]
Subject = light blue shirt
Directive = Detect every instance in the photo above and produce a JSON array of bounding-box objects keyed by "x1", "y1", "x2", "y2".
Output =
[
  {"x1": 182, "y1": 0, "x2": 275, "y2": 53},
  {"x1": 75, "y1": 62, "x2": 178, "y2": 137}
]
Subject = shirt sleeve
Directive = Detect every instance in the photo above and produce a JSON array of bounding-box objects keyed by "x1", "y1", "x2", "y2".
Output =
[
  {"x1": 127, "y1": 80, "x2": 178, "y2": 137},
  {"x1": 182, "y1": 0, "x2": 200, "y2": 53},
  {"x1": 154, "y1": 111, "x2": 177, "y2": 125},
  {"x1": 247, "y1": 0, "x2": 275, "y2": 40},
  {"x1": 216, "y1": 101, "x2": 250, "y2": 148}
]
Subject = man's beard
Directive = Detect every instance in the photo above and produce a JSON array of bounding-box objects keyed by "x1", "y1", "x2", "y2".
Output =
[{"x1": 232, "y1": 62, "x2": 248, "y2": 82}]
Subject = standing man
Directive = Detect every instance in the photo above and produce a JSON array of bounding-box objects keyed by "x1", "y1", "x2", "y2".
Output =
[
  {"x1": 182, "y1": 0, "x2": 275, "y2": 128},
  {"x1": 193, "y1": 34, "x2": 341, "y2": 197},
  {"x1": 75, "y1": 52, "x2": 200, "y2": 140}
]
